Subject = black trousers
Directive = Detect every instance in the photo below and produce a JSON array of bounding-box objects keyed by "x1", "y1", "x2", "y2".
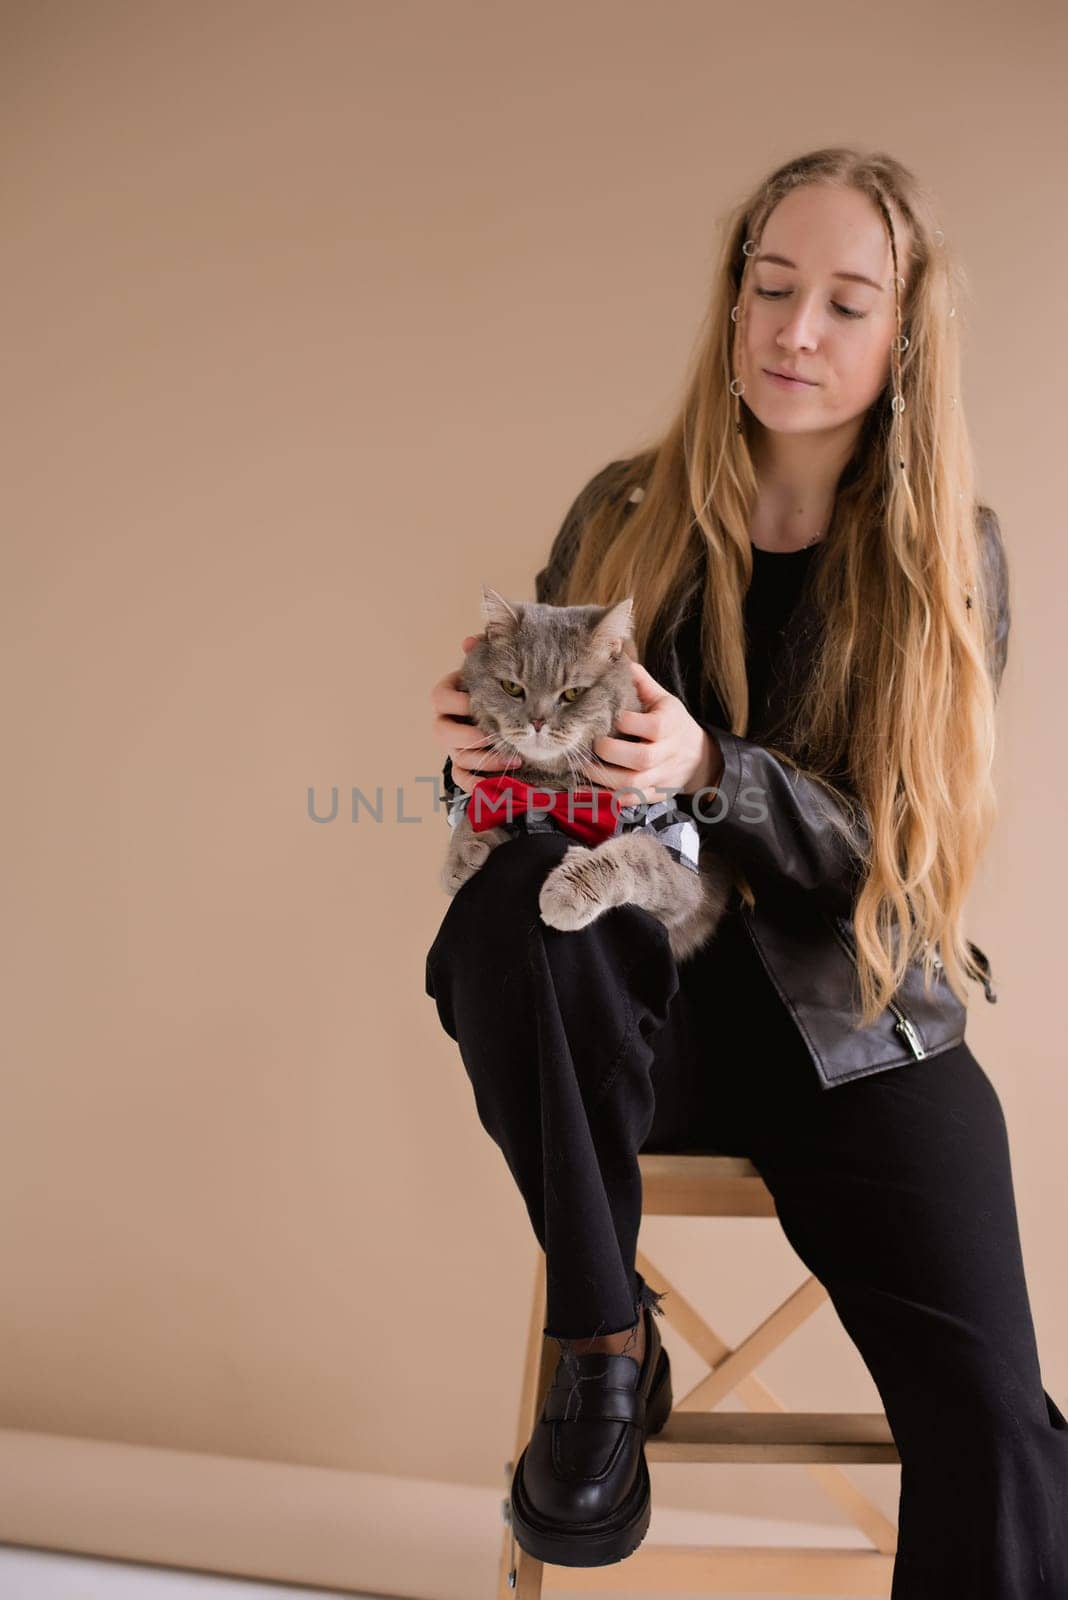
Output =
[{"x1": 425, "y1": 831, "x2": 1068, "y2": 1596}]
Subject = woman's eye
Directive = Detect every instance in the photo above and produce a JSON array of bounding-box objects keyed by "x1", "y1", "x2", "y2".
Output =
[
  {"x1": 754, "y1": 287, "x2": 866, "y2": 320},
  {"x1": 558, "y1": 686, "x2": 584, "y2": 704},
  {"x1": 499, "y1": 680, "x2": 525, "y2": 697}
]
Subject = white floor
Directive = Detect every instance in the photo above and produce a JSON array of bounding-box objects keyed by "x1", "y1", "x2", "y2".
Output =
[
  {"x1": 0, "y1": 1547, "x2": 386, "y2": 1600},
  {"x1": 0, "y1": 1528, "x2": 877, "y2": 1600}
]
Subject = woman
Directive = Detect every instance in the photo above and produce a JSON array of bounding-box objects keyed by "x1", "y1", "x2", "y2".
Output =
[{"x1": 425, "y1": 148, "x2": 1068, "y2": 1594}]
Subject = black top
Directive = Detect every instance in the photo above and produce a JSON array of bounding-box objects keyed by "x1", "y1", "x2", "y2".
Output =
[
  {"x1": 743, "y1": 541, "x2": 820, "y2": 733},
  {"x1": 671, "y1": 539, "x2": 819, "y2": 737},
  {"x1": 648, "y1": 541, "x2": 821, "y2": 1139}
]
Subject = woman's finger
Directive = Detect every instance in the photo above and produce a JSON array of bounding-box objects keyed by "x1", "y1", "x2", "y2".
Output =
[
  {"x1": 453, "y1": 743, "x2": 522, "y2": 776},
  {"x1": 629, "y1": 658, "x2": 670, "y2": 708},
  {"x1": 429, "y1": 635, "x2": 483, "y2": 716}
]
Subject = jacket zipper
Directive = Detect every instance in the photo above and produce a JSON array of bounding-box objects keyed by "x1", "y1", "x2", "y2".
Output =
[
  {"x1": 921, "y1": 937, "x2": 997, "y2": 1004},
  {"x1": 829, "y1": 915, "x2": 928, "y2": 1061}
]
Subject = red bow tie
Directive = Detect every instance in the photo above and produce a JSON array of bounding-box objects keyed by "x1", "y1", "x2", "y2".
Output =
[{"x1": 467, "y1": 773, "x2": 620, "y2": 847}]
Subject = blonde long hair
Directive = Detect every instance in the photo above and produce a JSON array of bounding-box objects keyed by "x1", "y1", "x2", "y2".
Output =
[{"x1": 557, "y1": 147, "x2": 1004, "y2": 1028}]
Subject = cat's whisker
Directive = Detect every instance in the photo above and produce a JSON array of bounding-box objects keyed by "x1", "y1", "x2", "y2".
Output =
[
  {"x1": 482, "y1": 734, "x2": 518, "y2": 763},
  {"x1": 572, "y1": 742, "x2": 606, "y2": 783},
  {"x1": 564, "y1": 750, "x2": 589, "y2": 787}
]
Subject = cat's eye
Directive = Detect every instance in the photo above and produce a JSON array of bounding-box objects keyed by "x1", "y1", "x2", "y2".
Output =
[
  {"x1": 558, "y1": 687, "x2": 584, "y2": 704},
  {"x1": 499, "y1": 679, "x2": 525, "y2": 698}
]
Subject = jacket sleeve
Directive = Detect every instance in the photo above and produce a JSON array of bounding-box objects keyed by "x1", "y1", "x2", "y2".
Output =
[
  {"x1": 977, "y1": 503, "x2": 1010, "y2": 698},
  {"x1": 534, "y1": 458, "x2": 632, "y2": 605},
  {"x1": 440, "y1": 752, "x2": 464, "y2": 819},
  {"x1": 688, "y1": 727, "x2": 873, "y2": 918},
  {"x1": 691, "y1": 502, "x2": 1011, "y2": 915}
]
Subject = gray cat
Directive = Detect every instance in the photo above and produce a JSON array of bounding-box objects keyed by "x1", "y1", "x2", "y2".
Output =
[{"x1": 441, "y1": 586, "x2": 735, "y2": 963}]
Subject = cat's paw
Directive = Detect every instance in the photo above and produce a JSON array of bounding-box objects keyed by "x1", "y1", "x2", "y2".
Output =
[
  {"x1": 538, "y1": 844, "x2": 613, "y2": 933},
  {"x1": 441, "y1": 837, "x2": 493, "y2": 896}
]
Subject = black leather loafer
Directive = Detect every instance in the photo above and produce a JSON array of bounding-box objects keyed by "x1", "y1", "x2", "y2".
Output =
[{"x1": 508, "y1": 1302, "x2": 673, "y2": 1567}]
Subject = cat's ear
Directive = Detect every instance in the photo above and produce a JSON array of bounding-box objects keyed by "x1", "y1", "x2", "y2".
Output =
[
  {"x1": 479, "y1": 585, "x2": 522, "y2": 641},
  {"x1": 590, "y1": 597, "x2": 635, "y2": 662}
]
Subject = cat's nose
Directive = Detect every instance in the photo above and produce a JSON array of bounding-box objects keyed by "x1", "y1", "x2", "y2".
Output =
[{"x1": 531, "y1": 718, "x2": 545, "y2": 731}]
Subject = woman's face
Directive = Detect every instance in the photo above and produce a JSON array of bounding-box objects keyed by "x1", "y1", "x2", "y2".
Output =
[{"x1": 739, "y1": 182, "x2": 910, "y2": 437}]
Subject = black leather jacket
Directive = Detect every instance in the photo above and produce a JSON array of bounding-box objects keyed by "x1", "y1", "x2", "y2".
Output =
[{"x1": 441, "y1": 461, "x2": 1010, "y2": 1091}]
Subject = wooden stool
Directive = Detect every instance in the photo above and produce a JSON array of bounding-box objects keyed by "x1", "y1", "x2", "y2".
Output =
[{"x1": 498, "y1": 1152, "x2": 899, "y2": 1596}]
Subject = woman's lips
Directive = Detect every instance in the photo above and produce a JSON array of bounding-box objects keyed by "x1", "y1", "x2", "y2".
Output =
[{"x1": 764, "y1": 368, "x2": 817, "y2": 389}]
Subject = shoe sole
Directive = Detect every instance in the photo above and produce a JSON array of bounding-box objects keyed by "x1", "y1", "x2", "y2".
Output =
[{"x1": 508, "y1": 1343, "x2": 673, "y2": 1568}]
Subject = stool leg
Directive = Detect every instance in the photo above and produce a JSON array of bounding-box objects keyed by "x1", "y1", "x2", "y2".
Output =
[{"x1": 498, "y1": 1252, "x2": 556, "y2": 1598}]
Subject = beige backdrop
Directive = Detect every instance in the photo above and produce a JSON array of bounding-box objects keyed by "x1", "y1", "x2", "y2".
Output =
[{"x1": 2, "y1": 1, "x2": 1065, "y2": 1596}]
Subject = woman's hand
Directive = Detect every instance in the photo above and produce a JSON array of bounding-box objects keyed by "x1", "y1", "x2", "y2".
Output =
[
  {"x1": 581, "y1": 660, "x2": 725, "y2": 804},
  {"x1": 429, "y1": 634, "x2": 522, "y2": 795}
]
